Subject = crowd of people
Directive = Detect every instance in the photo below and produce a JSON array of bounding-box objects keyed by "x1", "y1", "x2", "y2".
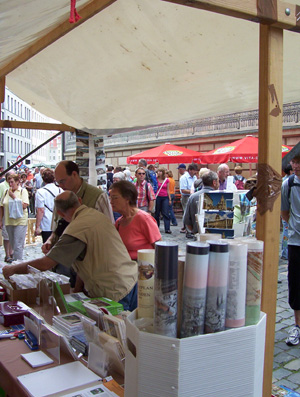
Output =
[{"x1": 1, "y1": 152, "x2": 297, "y2": 340}]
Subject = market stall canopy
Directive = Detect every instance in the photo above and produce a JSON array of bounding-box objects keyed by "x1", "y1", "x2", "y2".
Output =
[
  {"x1": 199, "y1": 136, "x2": 292, "y2": 164},
  {"x1": 1, "y1": 0, "x2": 300, "y2": 133},
  {"x1": 127, "y1": 143, "x2": 202, "y2": 164}
]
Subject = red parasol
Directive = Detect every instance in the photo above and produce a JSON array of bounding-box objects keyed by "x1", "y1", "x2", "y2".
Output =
[
  {"x1": 199, "y1": 136, "x2": 292, "y2": 164},
  {"x1": 127, "y1": 143, "x2": 202, "y2": 164}
]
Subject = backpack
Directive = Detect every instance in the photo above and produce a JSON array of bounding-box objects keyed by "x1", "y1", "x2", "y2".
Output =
[
  {"x1": 146, "y1": 169, "x2": 158, "y2": 193},
  {"x1": 287, "y1": 174, "x2": 300, "y2": 199},
  {"x1": 234, "y1": 175, "x2": 245, "y2": 190}
]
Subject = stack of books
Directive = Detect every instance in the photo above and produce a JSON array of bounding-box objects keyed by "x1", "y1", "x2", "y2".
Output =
[{"x1": 52, "y1": 312, "x2": 87, "y2": 340}]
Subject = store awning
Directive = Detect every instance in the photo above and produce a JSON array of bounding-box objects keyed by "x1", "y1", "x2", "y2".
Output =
[{"x1": 1, "y1": 0, "x2": 300, "y2": 133}]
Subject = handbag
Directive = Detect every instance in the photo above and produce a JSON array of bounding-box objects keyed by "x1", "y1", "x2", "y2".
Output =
[
  {"x1": 151, "y1": 179, "x2": 167, "y2": 214},
  {"x1": 8, "y1": 198, "x2": 23, "y2": 219}
]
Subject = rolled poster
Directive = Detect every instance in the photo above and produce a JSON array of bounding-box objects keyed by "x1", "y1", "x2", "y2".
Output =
[
  {"x1": 205, "y1": 241, "x2": 229, "y2": 333},
  {"x1": 225, "y1": 242, "x2": 248, "y2": 328},
  {"x1": 180, "y1": 242, "x2": 209, "y2": 337},
  {"x1": 137, "y1": 249, "x2": 155, "y2": 319},
  {"x1": 244, "y1": 239, "x2": 264, "y2": 325},
  {"x1": 154, "y1": 242, "x2": 178, "y2": 337}
]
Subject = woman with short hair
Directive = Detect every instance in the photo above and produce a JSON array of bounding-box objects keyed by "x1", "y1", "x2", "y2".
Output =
[{"x1": 110, "y1": 180, "x2": 161, "y2": 260}]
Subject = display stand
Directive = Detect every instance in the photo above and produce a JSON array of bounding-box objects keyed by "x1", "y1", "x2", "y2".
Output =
[{"x1": 125, "y1": 310, "x2": 266, "y2": 397}]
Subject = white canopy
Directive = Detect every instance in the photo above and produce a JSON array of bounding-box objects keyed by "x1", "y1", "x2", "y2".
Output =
[{"x1": 1, "y1": 0, "x2": 300, "y2": 133}]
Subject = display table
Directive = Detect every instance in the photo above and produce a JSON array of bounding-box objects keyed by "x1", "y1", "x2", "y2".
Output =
[{"x1": 0, "y1": 331, "x2": 72, "y2": 397}]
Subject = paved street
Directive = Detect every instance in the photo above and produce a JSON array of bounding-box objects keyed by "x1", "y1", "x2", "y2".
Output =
[{"x1": 1, "y1": 220, "x2": 300, "y2": 392}]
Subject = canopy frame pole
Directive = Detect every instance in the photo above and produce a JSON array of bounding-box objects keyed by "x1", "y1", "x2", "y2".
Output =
[{"x1": 257, "y1": 24, "x2": 283, "y2": 396}]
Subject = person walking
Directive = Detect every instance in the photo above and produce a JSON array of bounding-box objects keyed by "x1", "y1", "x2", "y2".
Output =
[
  {"x1": 134, "y1": 167, "x2": 155, "y2": 213},
  {"x1": 0, "y1": 171, "x2": 15, "y2": 262},
  {"x1": 166, "y1": 170, "x2": 177, "y2": 226},
  {"x1": 154, "y1": 168, "x2": 172, "y2": 234},
  {"x1": 0, "y1": 173, "x2": 29, "y2": 261},
  {"x1": 34, "y1": 168, "x2": 62, "y2": 243},
  {"x1": 281, "y1": 164, "x2": 293, "y2": 260},
  {"x1": 281, "y1": 147, "x2": 300, "y2": 346}
]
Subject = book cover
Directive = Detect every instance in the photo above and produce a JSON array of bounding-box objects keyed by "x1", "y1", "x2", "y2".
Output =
[{"x1": 21, "y1": 351, "x2": 54, "y2": 368}]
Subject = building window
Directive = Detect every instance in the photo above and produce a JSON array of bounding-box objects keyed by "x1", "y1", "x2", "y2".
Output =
[{"x1": 7, "y1": 137, "x2": 9, "y2": 152}]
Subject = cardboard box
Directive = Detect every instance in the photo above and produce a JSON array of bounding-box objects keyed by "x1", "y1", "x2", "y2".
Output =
[
  {"x1": 0, "y1": 281, "x2": 69, "y2": 306},
  {"x1": 125, "y1": 310, "x2": 266, "y2": 397},
  {"x1": 0, "y1": 281, "x2": 38, "y2": 305}
]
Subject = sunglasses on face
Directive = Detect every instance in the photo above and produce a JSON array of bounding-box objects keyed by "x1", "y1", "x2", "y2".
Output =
[{"x1": 137, "y1": 172, "x2": 145, "y2": 175}]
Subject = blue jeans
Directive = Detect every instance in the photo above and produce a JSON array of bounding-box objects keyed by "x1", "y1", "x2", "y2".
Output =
[
  {"x1": 155, "y1": 196, "x2": 170, "y2": 232},
  {"x1": 169, "y1": 194, "x2": 177, "y2": 225},
  {"x1": 118, "y1": 283, "x2": 137, "y2": 311}
]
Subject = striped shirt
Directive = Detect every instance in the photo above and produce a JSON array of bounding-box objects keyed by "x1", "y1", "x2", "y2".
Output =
[{"x1": 135, "y1": 181, "x2": 155, "y2": 208}]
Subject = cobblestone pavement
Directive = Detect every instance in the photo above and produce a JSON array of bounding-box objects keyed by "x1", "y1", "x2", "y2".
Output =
[{"x1": 2, "y1": 219, "x2": 299, "y2": 392}]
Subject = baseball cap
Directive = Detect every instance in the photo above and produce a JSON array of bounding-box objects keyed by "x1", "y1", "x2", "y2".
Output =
[
  {"x1": 177, "y1": 163, "x2": 186, "y2": 169},
  {"x1": 282, "y1": 141, "x2": 300, "y2": 169}
]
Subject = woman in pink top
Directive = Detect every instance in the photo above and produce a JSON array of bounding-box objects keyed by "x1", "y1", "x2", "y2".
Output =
[
  {"x1": 110, "y1": 180, "x2": 161, "y2": 260},
  {"x1": 154, "y1": 168, "x2": 172, "y2": 234}
]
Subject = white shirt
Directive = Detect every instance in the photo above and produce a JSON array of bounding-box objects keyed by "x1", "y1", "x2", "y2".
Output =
[
  {"x1": 35, "y1": 183, "x2": 62, "y2": 231},
  {"x1": 179, "y1": 171, "x2": 197, "y2": 196}
]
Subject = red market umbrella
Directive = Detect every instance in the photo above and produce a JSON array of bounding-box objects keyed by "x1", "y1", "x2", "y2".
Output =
[
  {"x1": 127, "y1": 143, "x2": 202, "y2": 164},
  {"x1": 199, "y1": 136, "x2": 292, "y2": 164}
]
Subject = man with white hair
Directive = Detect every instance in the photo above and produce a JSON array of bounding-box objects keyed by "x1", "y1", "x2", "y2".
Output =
[
  {"x1": 123, "y1": 169, "x2": 133, "y2": 182},
  {"x1": 113, "y1": 172, "x2": 125, "y2": 182},
  {"x1": 217, "y1": 163, "x2": 237, "y2": 191}
]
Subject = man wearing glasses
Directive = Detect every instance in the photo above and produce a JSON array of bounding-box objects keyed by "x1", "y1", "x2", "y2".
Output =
[
  {"x1": 281, "y1": 145, "x2": 300, "y2": 346},
  {"x1": 42, "y1": 161, "x2": 114, "y2": 279},
  {"x1": 134, "y1": 167, "x2": 155, "y2": 213}
]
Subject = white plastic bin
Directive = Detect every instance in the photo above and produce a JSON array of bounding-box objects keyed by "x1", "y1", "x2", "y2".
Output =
[{"x1": 125, "y1": 310, "x2": 266, "y2": 397}]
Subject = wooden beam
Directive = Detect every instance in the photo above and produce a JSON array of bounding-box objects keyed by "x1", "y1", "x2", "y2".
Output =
[
  {"x1": 0, "y1": 0, "x2": 117, "y2": 79},
  {"x1": 0, "y1": 120, "x2": 76, "y2": 132},
  {"x1": 0, "y1": 76, "x2": 5, "y2": 104},
  {"x1": 257, "y1": 24, "x2": 283, "y2": 397},
  {"x1": 163, "y1": 0, "x2": 300, "y2": 32}
]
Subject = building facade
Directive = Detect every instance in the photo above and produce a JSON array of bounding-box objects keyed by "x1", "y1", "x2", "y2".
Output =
[
  {"x1": 104, "y1": 102, "x2": 300, "y2": 179},
  {"x1": 0, "y1": 87, "x2": 61, "y2": 169}
]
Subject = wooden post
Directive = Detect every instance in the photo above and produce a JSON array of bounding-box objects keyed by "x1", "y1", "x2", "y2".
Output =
[
  {"x1": 0, "y1": 76, "x2": 5, "y2": 153},
  {"x1": 0, "y1": 76, "x2": 5, "y2": 105},
  {"x1": 257, "y1": 24, "x2": 283, "y2": 397}
]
